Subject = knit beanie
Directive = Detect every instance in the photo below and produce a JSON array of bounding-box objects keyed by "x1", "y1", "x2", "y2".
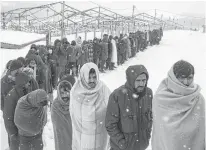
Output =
[
  {"x1": 30, "y1": 44, "x2": 37, "y2": 51},
  {"x1": 15, "y1": 72, "x2": 30, "y2": 86},
  {"x1": 173, "y1": 60, "x2": 194, "y2": 78},
  {"x1": 17, "y1": 57, "x2": 26, "y2": 66},
  {"x1": 9, "y1": 59, "x2": 23, "y2": 71}
]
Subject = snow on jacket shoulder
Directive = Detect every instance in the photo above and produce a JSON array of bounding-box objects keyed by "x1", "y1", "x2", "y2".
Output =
[
  {"x1": 1, "y1": 75, "x2": 15, "y2": 111},
  {"x1": 14, "y1": 89, "x2": 47, "y2": 136},
  {"x1": 105, "y1": 65, "x2": 153, "y2": 150}
]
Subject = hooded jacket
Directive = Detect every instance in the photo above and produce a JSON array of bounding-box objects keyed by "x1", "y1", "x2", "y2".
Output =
[
  {"x1": 51, "y1": 80, "x2": 73, "y2": 150},
  {"x1": 26, "y1": 54, "x2": 46, "y2": 87},
  {"x1": 39, "y1": 49, "x2": 53, "y2": 93},
  {"x1": 152, "y1": 67, "x2": 205, "y2": 150},
  {"x1": 14, "y1": 89, "x2": 47, "y2": 137},
  {"x1": 105, "y1": 65, "x2": 153, "y2": 150},
  {"x1": 70, "y1": 62, "x2": 111, "y2": 150},
  {"x1": 1, "y1": 74, "x2": 15, "y2": 111},
  {"x1": 3, "y1": 72, "x2": 36, "y2": 136}
]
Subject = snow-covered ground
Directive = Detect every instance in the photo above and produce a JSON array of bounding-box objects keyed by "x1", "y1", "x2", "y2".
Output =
[
  {"x1": 0, "y1": 30, "x2": 45, "y2": 45},
  {"x1": 1, "y1": 30, "x2": 206, "y2": 150}
]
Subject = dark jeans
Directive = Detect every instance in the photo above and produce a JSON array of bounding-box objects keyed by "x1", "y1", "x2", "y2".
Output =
[
  {"x1": 106, "y1": 58, "x2": 112, "y2": 70},
  {"x1": 65, "y1": 62, "x2": 77, "y2": 76},
  {"x1": 118, "y1": 53, "x2": 125, "y2": 65},
  {"x1": 9, "y1": 133, "x2": 19, "y2": 150},
  {"x1": 19, "y1": 133, "x2": 43, "y2": 150},
  {"x1": 94, "y1": 58, "x2": 100, "y2": 68},
  {"x1": 100, "y1": 60, "x2": 106, "y2": 71}
]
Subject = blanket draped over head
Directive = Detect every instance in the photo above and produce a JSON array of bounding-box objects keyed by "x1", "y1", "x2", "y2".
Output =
[
  {"x1": 152, "y1": 67, "x2": 205, "y2": 150},
  {"x1": 70, "y1": 62, "x2": 111, "y2": 150},
  {"x1": 14, "y1": 89, "x2": 47, "y2": 137},
  {"x1": 51, "y1": 80, "x2": 73, "y2": 150}
]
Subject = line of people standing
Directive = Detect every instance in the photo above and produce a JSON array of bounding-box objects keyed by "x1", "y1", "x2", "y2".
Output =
[
  {"x1": 3, "y1": 27, "x2": 204, "y2": 150},
  {"x1": 1, "y1": 27, "x2": 163, "y2": 150}
]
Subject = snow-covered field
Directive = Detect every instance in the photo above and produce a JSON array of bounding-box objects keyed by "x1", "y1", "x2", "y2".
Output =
[
  {"x1": 1, "y1": 30, "x2": 206, "y2": 150},
  {"x1": 0, "y1": 30, "x2": 45, "y2": 45}
]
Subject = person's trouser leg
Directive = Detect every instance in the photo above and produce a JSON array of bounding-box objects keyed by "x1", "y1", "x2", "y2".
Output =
[
  {"x1": 106, "y1": 58, "x2": 110, "y2": 70},
  {"x1": 96, "y1": 58, "x2": 100, "y2": 68},
  {"x1": 31, "y1": 133, "x2": 43, "y2": 150},
  {"x1": 100, "y1": 60, "x2": 106, "y2": 72},
  {"x1": 9, "y1": 134, "x2": 19, "y2": 150},
  {"x1": 19, "y1": 135, "x2": 31, "y2": 150},
  {"x1": 72, "y1": 65, "x2": 77, "y2": 77},
  {"x1": 19, "y1": 133, "x2": 43, "y2": 150},
  {"x1": 8, "y1": 134, "x2": 11, "y2": 147}
]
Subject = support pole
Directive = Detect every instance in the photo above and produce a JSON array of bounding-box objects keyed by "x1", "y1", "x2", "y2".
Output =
[
  {"x1": 85, "y1": 30, "x2": 87, "y2": 41},
  {"x1": 61, "y1": 1, "x2": 65, "y2": 40},
  {"x1": 19, "y1": 13, "x2": 21, "y2": 31},
  {"x1": 94, "y1": 28, "x2": 96, "y2": 38},
  {"x1": 98, "y1": 7, "x2": 100, "y2": 29},
  {"x1": 115, "y1": 14, "x2": 117, "y2": 35},
  {"x1": 154, "y1": 9, "x2": 156, "y2": 25},
  {"x1": 2, "y1": 13, "x2": 5, "y2": 29}
]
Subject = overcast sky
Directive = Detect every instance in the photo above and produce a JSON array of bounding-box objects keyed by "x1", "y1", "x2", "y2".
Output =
[{"x1": 1, "y1": 1, "x2": 206, "y2": 19}]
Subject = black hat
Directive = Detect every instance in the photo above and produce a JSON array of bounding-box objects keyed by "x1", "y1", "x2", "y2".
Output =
[
  {"x1": 173, "y1": 60, "x2": 194, "y2": 78},
  {"x1": 9, "y1": 60, "x2": 23, "y2": 71},
  {"x1": 17, "y1": 57, "x2": 26, "y2": 66},
  {"x1": 30, "y1": 44, "x2": 37, "y2": 50}
]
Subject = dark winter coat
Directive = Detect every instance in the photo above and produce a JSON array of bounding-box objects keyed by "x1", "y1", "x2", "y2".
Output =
[
  {"x1": 100, "y1": 37, "x2": 109, "y2": 61},
  {"x1": 14, "y1": 89, "x2": 47, "y2": 137},
  {"x1": 39, "y1": 49, "x2": 53, "y2": 93},
  {"x1": 3, "y1": 74, "x2": 38, "y2": 136},
  {"x1": 75, "y1": 45, "x2": 83, "y2": 66},
  {"x1": 93, "y1": 42, "x2": 102, "y2": 60},
  {"x1": 88, "y1": 43, "x2": 93, "y2": 62},
  {"x1": 43, "y1": 61, "x2": 53, "y2": 94},
  {"x1": 1, "y1": 74, "x2": 15, "y2": 111},
  {"x1": 66, "y1": 45, "x2": 78, "y2": 63},
  {"x1": 57, "y1": 46, "x2": 68, "y2": 74},
  {"x1": 51, "y1": 80, "x2": 73, "y2": 150},
  {"x1": 26, "y1": 54, "x2": 46, "y2": 88},
  {"x1": 77, "y1": 43, "x2": 88, "y2": 66},
  {"x1": 49, "y1": 53, "x2": 59, "y2": 88},
  {"x1": 118, "y1": 39, "x2": 126, "y2": 54},
  {"x1": 105, "y1": 65, "x2": 153, "y2": 150}
]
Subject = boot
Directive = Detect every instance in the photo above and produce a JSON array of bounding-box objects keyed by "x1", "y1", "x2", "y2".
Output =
[
  {"x1": 109, "y1": 63, "x2": 114, "y2": 70},
  {"x1": 100, "y1": 69, "x2": 106, "y2": 73},
  {"x1": 112, "y1": 63, "x2": 117, "y2": 68}
]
